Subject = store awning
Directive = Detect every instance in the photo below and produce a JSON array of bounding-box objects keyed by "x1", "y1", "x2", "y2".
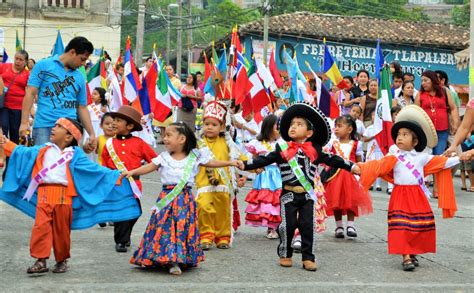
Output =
[{"x1": 454, "y1": 48, "x2": 469, "y2": 70}]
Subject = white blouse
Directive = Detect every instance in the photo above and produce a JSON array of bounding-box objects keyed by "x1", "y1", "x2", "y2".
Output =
[
  {"x1": 389, "y1": 146, "x2": 459, "y2": 185},
  {"x1": 326, "y1": 139, "x2": 363, "y2": 160},
  {"x1": 151, "y1": 148, "x2": 212, "y2": 185}
]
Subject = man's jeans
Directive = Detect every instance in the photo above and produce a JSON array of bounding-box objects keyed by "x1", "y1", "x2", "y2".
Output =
[{"x1": 32, "y1": 127, "x2": 53, "y2": 146}]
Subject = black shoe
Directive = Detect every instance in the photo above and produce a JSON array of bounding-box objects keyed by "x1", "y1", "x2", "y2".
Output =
[
  {"x1": 346, "y1": 226, "x2": 357, "y2": 238},
  {"x1": 126, "y1": 241, "x2": 131, "y2": 247},
  {"x1": 369, "y1": 186, "x2": 373, "y2": 191},
  {"x1": 335, "y1": 227, "x2": 345, "y2": 238},
  {"x1": 376, "y1": 187, "x2": 382, "y2": 191},
  {"x1": 403, "y1": 260, "x2": 415, "y2": 271},
  {"x1": 98, "y1": 223, "x2": 107, "y2": 228},
  {"x1": 386, "y1": 188, "x2": 392, "y2": 195},
  {"x1": 411, "y1": 255, "x2": 419, "y2": 267},
  {"x1": 115, "y1": 243, "x2": 127, "y2": 253}
]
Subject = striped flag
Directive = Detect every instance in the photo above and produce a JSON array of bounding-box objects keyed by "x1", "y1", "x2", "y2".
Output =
[
  {"x1": 87, "y1": 49, "x2": 107, "y2": 95},
  {"x1": 123, "y1": 37, "x2": 141, "y2": 103},
  {"x1": 323, "y1": 39, "x2": 349, "y2": 90},
  {"x1": 153, "y1": 63, "x2": 182, "y2": 122},
  {"x1": 374, "y1": 66, "x2": 393, "y2": 155}
]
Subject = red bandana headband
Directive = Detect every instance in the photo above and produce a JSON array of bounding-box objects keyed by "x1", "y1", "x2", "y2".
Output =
[{"x1": 56, "y1": 118, "x2": 82, "y2": 143}]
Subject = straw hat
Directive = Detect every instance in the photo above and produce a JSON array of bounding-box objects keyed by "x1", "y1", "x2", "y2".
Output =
[
  {"x1": 280, "y1": 101, "x2": 332, "y2": 146},
  {"x1": 109, "y1": 105, "x2": 143, "y2": 132},
  {"x1": 391, "y1": 105, "x2": 437, "y2": 152}
]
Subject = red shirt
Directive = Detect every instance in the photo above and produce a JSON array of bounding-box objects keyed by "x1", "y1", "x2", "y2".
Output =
[
  {"x1": 101, "y1": 135, "x2": 157, "y2": 190},
  {"x1": 0, "y1": 64, "x2": 29, "y2": 110},
  {"x1": 419, "y1": 91, "x2": 449, "y2": 131}
]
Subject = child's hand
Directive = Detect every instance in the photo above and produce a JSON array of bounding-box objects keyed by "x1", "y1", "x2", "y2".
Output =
[
  {"x1": 351, "y1": 164, "x2": 361, "y2": 175},
  {"x1": 255, "y1": 168, "x2": 264, "y2": 174},
  {"x1": 0, "y1": 134, "x2": 8, "y2": 145},
  {"x1": 237, "y1": 177, "x2": 247, "y2": 187},
  {"x1": 460, "y1": 150, "x2": 474, "y2": 161},
  {"x1": 121, "y1": 170, "x2": 134, "y2": 179},
  {"x1": 232, "y1": 160, "x2": 245, "y2": 170}
]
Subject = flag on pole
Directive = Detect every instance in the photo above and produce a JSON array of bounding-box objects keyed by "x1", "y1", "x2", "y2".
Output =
[
  {"x1": 323, "y1": 39, "x2": 349, "y2": 90},
  {"x1": 2, "y1": 48, "x2": 12, "y2": 63},
  {"x1": 269, "y1": 49, "x2": 283, "y2": 88},
  {"x1": 306, "y1": 61, "x2": 337, "y2": 117},
  {"x1": 283, "y1": 49, "x2": 299, "y2": 103},
  {"x1": 51, "y1": 30, "x2": 65, "y2": 56},
  {"x1": 374, "y1": 65, "x2": 393, "y2": 155},
  {"x1": 15, "y1": 30, "x2": 22, "y2": 52},
  {"x1": 123, "y1": 37, "x2": 141, "y2": 103},
  {"x1": 375, "y1": 39, "x2": 384, "y2": 81},
  {"x1": 153, "y1": 63, "x2": 182, "y2": 122},
  {"x1": 233, "y1": 51, "x2": 251, "y2": 105},
  {"x1": 247, "y1": 58, "x2": 269, "y2": 113},
  {"x1": 87, "y1": 49, "x2": 107, "y2": 95}
]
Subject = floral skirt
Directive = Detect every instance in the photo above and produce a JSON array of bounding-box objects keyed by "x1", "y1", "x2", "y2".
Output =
[
  {"x1": 130, "y1": 186, "x2": 204, "y2": 267},
  {"x1": 244, "y1": 165, "x2": 282, "y2": 229}
]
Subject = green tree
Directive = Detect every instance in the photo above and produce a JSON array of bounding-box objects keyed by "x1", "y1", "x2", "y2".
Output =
[{"x1": 452, "y1": 0, "x2": 470, "y2": 27}]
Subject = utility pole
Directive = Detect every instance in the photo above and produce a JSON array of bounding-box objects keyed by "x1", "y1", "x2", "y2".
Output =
[
  {"x1": 135, "y1": 0, "x2": 145, "y2": 64},
  {"x1": 187, "y1": 0, "x2": 193, "y2": 74},
  {"x1": 262, "y1": 0, "x2": 271, "y2": 65},
  {"x1": 176, "y1": 0, "x2": 183, "y2": 78}
]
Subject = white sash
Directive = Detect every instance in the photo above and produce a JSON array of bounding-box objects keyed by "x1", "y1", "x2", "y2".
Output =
[{"x1": 395, "y1": 151, "x2": 432, "y2": 198}]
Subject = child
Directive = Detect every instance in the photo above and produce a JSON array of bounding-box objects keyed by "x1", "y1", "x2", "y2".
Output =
[
  {"x1": 357, "y1": 105, "x2": 459, "y2": 271},
  {"x1": 323, "y1": 115, "x2": 372, "y2": 238},
  {"x1": 87, "y1": 87, "x2": 108, "y2": 139},
  {"x1": 348, "y1": 104, "x2": 366, "y2": 139},
  {"x1": 196, "y1": 100, "x2": 245, "y2": 250},
  {"x1": 234, "y1": 109, "x2": 260, "y2": 143},
  {"x1": 362, "y1": 110, "x2": 383, "y2": 191},
  {"x1": 241, "y1": 101, "x2": 360, "y2": 271},
  {"x1": 101, "y1": 105, "x2": 157, "y2": 253},
  {"x1": 0, "y1": 118, "x2": 140, "y2": 274},
  {"x1": 244, "y1": 114, "x2": 282, "y2": 239},
  {"x1": 125, "y1": 122, "x2": 240, "y2": 275}
]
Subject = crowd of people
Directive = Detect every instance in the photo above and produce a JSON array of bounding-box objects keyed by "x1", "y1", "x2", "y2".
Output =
[{"x1": 0, "y1": 36, "x2": 472, "y2": 276}]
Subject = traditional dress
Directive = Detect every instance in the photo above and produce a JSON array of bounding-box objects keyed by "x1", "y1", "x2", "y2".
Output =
[
  {"x1": 358, "y1": 148, "x2": 458, "y2": 254},
  {"x1": 323, "y1": 139, "x2": 372, "y2": 217},
  {"x1": 244, "y1": 139, "x2": 282, "y2": 229},
  {"x1": 131, "y1": 149, "x2": 211, "y2": 267}
]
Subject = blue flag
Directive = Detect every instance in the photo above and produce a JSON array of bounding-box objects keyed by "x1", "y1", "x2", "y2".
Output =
[
  {"x1": 52, "y1": 30, "x2": 65, "y2": 56},
  {"x1": 375, "y1": 39, "x2": 384, "y2": 81}
]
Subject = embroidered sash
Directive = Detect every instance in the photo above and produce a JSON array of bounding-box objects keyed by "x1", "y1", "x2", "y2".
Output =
[
  {"x1": 279, "y1": 141, "x2": 327, "y2": 232},
  {"x1": 23, "y1": 147, "x2": 74, "y2": 201},
  {"x1": 395, "y1": 151, "x2": 432, "y2": 198},
  {"x1": 105, "y1": 138, "x2": 143, "y2": 199},
  {"x1": 152, "y1": 151, "x2": 197, "y2": 212},
  {"x1": 89, "y1": 104, "x2": 103, "y2": 121}
]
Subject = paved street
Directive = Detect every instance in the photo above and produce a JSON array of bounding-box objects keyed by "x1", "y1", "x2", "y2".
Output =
[{"x1": 0, "y1": 146, "x2": 473, "y2": 292}]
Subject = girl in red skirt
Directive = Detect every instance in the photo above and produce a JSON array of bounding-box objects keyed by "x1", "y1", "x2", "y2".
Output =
[
  {"x1": 323, "y1": 115, "x2": 372, "y2": 238},
  {"x1": 357, "y1": 105, "x2": 459, "y2": 271}
]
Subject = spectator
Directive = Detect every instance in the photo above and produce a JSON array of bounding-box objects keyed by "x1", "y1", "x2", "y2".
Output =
[
  {"x1": 28, "y1": 58, "x2": 36, "y2": 70},
  {"x1": 360, "y1": 79, "x2": 378, "y2": 127},
  {"x1": 19, "y1": 36, "x2": 97, "y2": 151},
  {"x1": 395, "y1": 72, "x2": 418, "y2": 98},
  {"x1": 177, "y1": 73, "x2": 202, "y2": 131},
  {"x1": 350, "y1": 69, "x2": 370, "y2": 104},
  {"x1": 389, "y1": 61, "x2": 403, "y2": 77},
  {"x1": 0, "y1": 50, "x2": 30, "y2": 144},
  {"x1": 394, "y1": 81, "x2": 415, "y2": 108},
  {"x1": 196, "y1": 71, "x2": 205, "y2": 93},
  {"x1": 338, "y1": 76, "x2": 355, "y2": 115}
]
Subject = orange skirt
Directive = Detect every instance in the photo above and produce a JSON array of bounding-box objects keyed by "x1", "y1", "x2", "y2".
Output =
[
  {"x1": 324, "y1": 169, "x2": 372, "y2": 217},
  {"x1": 388, "y1": 185, "x2": 436, "y2": 255}
]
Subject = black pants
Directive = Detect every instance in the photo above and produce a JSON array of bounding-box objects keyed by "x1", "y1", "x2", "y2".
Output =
[
  {"x1": 114, "y1": 199, "x2": 141, "y2": 244},
  {"x1": 1, "y1": 108, "x2": 21, "y2": 144},
  {"x1": 277, "y1": 189, "x2": 315, "y2": 262}
]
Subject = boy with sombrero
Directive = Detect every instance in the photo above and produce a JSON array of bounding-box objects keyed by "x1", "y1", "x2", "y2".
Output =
[
  {"x1": 357, "y1": 105, "x2": 459, "y2": 271},
  {"x1": 101, "y1": 106, "x2": 157, "y2": 253},
  {"x1": 241, "y1": 101, "x2": 360, "y2": 271},
  {"x1": 0, "y1": 118, "x2": 141, "y2": 274}
]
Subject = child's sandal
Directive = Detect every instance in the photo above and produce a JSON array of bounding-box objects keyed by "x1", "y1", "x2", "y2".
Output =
[
  {"x1": 334, "y1": 227, "x2": 344, "y2": 239},
  {"x1": 410, "y1": 255, "x2": 419, "y2": 267},
  {"x1": 52, "y1": 260, "x2": 69, "y2": 273},
  {"x1": 27, "y1": 260, "x2": 49, "y2": 274},
  {"x1": 402, "y1": 259, "x2": 415, "y2": 271}
]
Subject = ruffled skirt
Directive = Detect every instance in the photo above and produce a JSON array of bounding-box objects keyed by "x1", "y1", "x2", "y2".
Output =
[
  {"x1": 244, "y1": 165, "x2": 282, "y2": 229},
  {"x1": 130, "y1": 186, "x2": 204, "y2": 267},
  {"x1": 324, "y1": 169, "x2": 373, "y2": 217},
  {"x1": 388, "y1": 185, "x2": 436, "y2": 254}
]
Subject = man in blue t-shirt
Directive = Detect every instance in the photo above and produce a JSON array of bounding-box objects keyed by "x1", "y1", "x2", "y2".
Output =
[{"x1": 19, "y1": 36, "x2": 96, "y2": 151}]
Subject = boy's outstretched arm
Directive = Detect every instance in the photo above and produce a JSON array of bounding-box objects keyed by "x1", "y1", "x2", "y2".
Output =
[{"x1": 123, "y1": 162, "x2": 159, "y2": 178}]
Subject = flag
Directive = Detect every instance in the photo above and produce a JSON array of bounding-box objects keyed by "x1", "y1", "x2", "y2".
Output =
[
  {"x1": 323, "y1": 39, "x2": 349, "y2": 90},
  {"x1": 137, "y1": 54, "x2": 159, "y2": 115},
  {"x1": 203, "y1": 51, "x2": 212, "y2": 84},
  {"x1": 2, "y1": 48, "x2": 12, "y2": 63},
  {"x1": 375, "y1": 39, "x2": 384, "y2": 81},
  {"x1": 269, "y1": 49, "x2": 283, "y2": 88},
  {"x1": 283, "y1": 49, "x2": 299, "y2": 102},
  {"x1": 247, "y1": 60, "x2": 269, "y2": 113},
  {"x1": 123, "y1": 37, "x2": 141, "y2": 103},
  {"x1": 51, "y1": 30, "x2": 65, "y2": 56},
  {"x1": 153, "y1": 63, "x2": 182, "y2": 122},
  {"x1": 15, "y1": 30, "x2": 22, "y2": 52},
  {"x1": 374, "y1": 66, "x2": 393, "y2": 155},
  {"x1": 109, "y1": 69, "x2": 124, "y2": 112},
  {"x1": 306, "y1": 61, "x2": 335, "y2": 117},
  {"x1": 256, "y1": 59, "x2": 276, "y2": 92},
  {"x1": 233, "y1": 51, "x2": 251, "y2": 105},
  {"x1": 78, "y1": 66, "x2": 92, "y2": 104},
  {"x1": 87, "y1": 50, "x2": 107, "y2": 95}
]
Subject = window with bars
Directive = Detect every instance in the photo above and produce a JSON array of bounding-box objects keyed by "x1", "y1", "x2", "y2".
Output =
[{"x1": 46, "y1": 0, "x2": 84, "y2": 8}]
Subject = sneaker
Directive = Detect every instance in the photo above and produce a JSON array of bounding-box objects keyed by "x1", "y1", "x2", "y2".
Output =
[
  {"x1": 302, "y1": 260, "x2": 317, "y2": 271},
  {"x1": 346, "y1": 226, "x2": 357, "y2": 238},
  {"x1": 376, "y1": 186, "x2": 382, "y2": 191},
  {"x1": 291, "y1": 236, "x2": 302, "y2": 252},
  {"x1": 98, "y1": 223, "x2": 107, "y2": 228},
  {"x1": 335, "y1": 227, "x2": 345, "y2": 238},
  {"x1": 279, "y1": 257, "x2": 292, "y2": 267},
  {"x1": 115, "y1": 243, "x2": 127, "y2": 253},
  {"x1": 266, "y1": 229, "x2": 279, "y2": 239},
  {"x1": 169, "y1": 264, "x2": 182, "y2": 275},
  {"x1": 386, "y1": 188, "x2": 393, "y2": 195}
]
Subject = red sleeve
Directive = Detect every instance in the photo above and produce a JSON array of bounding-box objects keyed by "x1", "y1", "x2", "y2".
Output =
[
  {"x1": 0, "y1": 64, "x2": 4, "y2": 75},
  {"x1": 141, "y1": 141, "x2": 157, "y2": 163},
  {"x1": 101, "y1": 146, "x2": 115, "y2": 169}
]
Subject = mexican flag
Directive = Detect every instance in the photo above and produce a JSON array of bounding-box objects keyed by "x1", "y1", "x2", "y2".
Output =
[
  {"x1": 87, "y1": 54, "x2": 107, "y2": 96},
  {"x1": 374, "y1": 66, "x2": 394, "y2": 154},
  {"x1": 153, "y1": 64, "x2": 181, "y2": 122}
]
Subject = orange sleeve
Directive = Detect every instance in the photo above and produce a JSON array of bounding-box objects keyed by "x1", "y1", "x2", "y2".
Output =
[
  {"x1": 3, "y1": 140, "x2": 17, "y2": 157},
  {"x1": 424, "y1": 156, "x2": 457, "y2": 219},
  {"x1": 357, "y1": 155, "x2": 397, "y2": 191}
]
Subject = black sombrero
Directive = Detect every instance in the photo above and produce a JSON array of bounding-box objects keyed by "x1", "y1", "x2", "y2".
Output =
[
  {"x1": 280, "y1": 101, "x2": 332, "y2": 146},
  {"x1": 391, "y1": 105, "x2": 437, "y2": 152}
]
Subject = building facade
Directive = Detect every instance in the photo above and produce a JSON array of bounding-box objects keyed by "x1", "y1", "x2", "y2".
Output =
[{"x1": 0, "y1": 0, "x2": 121, "y2": 60}]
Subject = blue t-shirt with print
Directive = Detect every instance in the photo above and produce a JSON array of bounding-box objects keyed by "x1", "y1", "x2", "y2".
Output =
[{"x1": 27, "y1": 56, "x2": 87, "y2": 128}]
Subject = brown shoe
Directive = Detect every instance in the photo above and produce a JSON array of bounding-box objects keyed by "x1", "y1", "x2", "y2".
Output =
[
  {"x1": 26, "y1": 259, "x2": 49, "y2": 274},
  {"x1": 302, "y1": 260, "x2": 317, "y2": 271},
  {"x1": 52, "y1": 260, "x2": 69, "y2": 273},
  {"x1": 279, "y1": 257, "x2": 292, "y2": 267}
]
